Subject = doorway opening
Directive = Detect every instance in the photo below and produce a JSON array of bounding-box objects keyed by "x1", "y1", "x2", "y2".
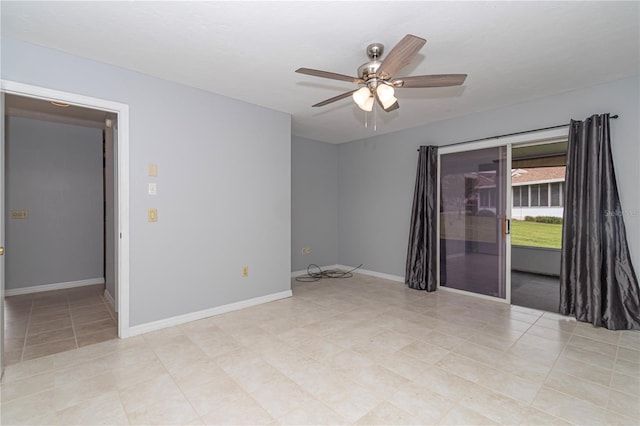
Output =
[
  {"x1": 1, "y1": 81, "x2": 130, "y2": 372},
  {"x1": 510, "y1": 141, "x2": 567, "y2": 313}
]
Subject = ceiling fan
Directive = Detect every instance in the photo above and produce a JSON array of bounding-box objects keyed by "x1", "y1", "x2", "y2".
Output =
[{"x1": 296, "y1": 34, "x2": 467, "y2": 112}]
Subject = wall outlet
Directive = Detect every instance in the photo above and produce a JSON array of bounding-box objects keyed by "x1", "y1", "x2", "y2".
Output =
[
  {"x1": 241, "y1": 266, "x2": 249, "y2": 277},
  {"x1": 148, "y1": 208, "x2": 158, "y2": 222},
  {"x1": 11, "y1": 210, "x2": 28, "y2": 219},
  {"x1": 302, "y1": 247, "x2": 311, "y2": 255}
]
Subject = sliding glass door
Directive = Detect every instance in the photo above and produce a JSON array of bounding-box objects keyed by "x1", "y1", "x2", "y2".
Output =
[{"x1": 439, "y1": 146, "x2": 509, "y2": 299}]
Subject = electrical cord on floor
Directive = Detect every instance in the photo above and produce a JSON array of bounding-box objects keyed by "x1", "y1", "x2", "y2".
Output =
[{"x1": 295, "y1": 264, "x2": 363, "y2": 282}]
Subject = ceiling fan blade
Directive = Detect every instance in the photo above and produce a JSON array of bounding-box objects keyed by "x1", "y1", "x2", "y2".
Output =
[
  {"x1": 377, "y1": 34, "x2": 426, "y2": 79},
  {"x1": 312, "y1": 90, "x2": 358, "y2": 107},
  {"x1": 296, "y1": 68, "x2": 362, "y2": 84},
  {"x1": 373, "y1": 90, "x2": 400, "y2": 112},
  {"x1": 394, "y1": 74, "x2": 467, "y2": 88}
]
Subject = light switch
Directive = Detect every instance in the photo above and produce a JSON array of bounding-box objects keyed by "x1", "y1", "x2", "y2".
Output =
[
  {"x1": 148, "y1": 208, "x2": 158, "y2": 222},
  {"x1": 148, "y1": 163, "x2": 158, "y2": 177},
  {"x1": 148, "y1": 183, "x2": 157, "y2": 195}
]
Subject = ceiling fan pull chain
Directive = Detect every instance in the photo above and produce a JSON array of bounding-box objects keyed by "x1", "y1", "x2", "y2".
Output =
[{"x1": 374, "y1": 103, "x2": 377, "y2": 132}]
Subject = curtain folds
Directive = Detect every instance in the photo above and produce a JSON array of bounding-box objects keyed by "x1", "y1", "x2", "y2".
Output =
[
  {"x1": 405, "y1": 146, "x2": 438, "y2": 291},
  {"x1": 560, "y1": 113, "x2": 640, "y2": 330}
]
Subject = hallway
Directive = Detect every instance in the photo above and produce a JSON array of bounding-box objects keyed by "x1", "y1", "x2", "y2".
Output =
[{"x1": 4, "y1": 284, "x2": 117, "y2": 365}]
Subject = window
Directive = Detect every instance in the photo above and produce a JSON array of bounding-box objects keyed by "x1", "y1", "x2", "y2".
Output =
[
  {"x1": 479, "y1": 188, "x2": 496, "y2": 208},
  {"x1": 513, "y1": 187, "x2": 521, "y2": 207},
  {"x1": 530, "y1": 184, "x2": 540, "y2": 207},
  {"x1": 550, "y1": 182, "x2": 562, "y2": 206},
  {"x1": 540, "y1": 184, "x2": 549, "y2": 207}
]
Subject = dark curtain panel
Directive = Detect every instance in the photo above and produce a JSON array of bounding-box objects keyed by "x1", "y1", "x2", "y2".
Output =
[
  {"x1": 406, "y1": 145, "x2": 438, "y2": 291},
  {"x1": 560, "y1": 113, "x2": 640, "y2": 330}
]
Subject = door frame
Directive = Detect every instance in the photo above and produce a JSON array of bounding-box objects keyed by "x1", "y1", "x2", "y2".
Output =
[
  {"x1": 436, "y1": 127, "x2": 569, "y2": 303},
  {"x1": 0, "y1": 80, "x2": 131, "y2": 340}
]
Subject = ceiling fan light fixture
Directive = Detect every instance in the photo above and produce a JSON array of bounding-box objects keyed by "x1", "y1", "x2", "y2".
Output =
[
  {"x1": 352, "y1": 87, "x2": 372, "y2": 106},
  {"x1": 376, "y1": 83, "x2": 395, "y2": 102},
  {"x1": 358, "y1": 95, "x2": 374, "y2": 112},
  {"x1": 381, "y1": 95, "x2": 398, "y2": 110}
]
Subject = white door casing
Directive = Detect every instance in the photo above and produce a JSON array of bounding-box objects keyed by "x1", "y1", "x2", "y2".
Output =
[{"x1": 0, "y1": 80, "x2": 131, "y2": 338}]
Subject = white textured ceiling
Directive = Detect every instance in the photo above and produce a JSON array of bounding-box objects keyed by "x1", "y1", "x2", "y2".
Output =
[{"x1": 2, "y1": 1, "x2": 639, "y2": 144}]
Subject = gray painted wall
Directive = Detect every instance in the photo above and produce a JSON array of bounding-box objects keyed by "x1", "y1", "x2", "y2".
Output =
[
  {"x1": 291, "y1": 136, "x2": 338, "y2": 271},
  {"x1": 337, "y1": 76, "x2": 640, "y2": 277},
  {"x1": 2, "y1": 38, "x2": 291, "y2": 326},
  {"x1": 5, "y1": 117, "x2": 103, "y2": 289},
  {"x1": 512, "y1": 246, "x2": 561, "y2": 276}
]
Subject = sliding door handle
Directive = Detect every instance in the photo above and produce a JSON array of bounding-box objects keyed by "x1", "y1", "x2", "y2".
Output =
[{"x1": 502, "y1": 218, "x2": 511, "y2": 236}]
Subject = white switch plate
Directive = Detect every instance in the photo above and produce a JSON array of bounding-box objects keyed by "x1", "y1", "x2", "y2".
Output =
[{"x1": 148, "y1": 183, "x2": 157, "y2": 195}]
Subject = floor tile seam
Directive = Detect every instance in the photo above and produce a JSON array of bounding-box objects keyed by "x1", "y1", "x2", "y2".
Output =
[
  {"x1": 67, "y1": 299, "x2": 80, "y2": 351},
  {"x1": 474, "y1": 377, "x2": 539, "y2": 408},
  {"x1": 273, "y1": 393, "x2": 345, "y2": 424},
  {"x1": 160, "y1": 363, "x2": 210, "y2": 426},
  {"x1": 0, "y1": 373, "x2": 57, "y2": 405},
  {"x1": 560, "y1": 349, "x2": 618, "y2": 373},
  {"x1": 356, "y1": 400, "x2": 415, "y2": 425},
  {"x1": 543, "y1": 373, "x2": 612, "y2": 409},
  {"x1": 73, "y1": 325, "x2": 114, "y2": 340},
  {"x1": 564, "y1": 341, "x2": 619, "y2": 362},
  {"x1": 397, "y1": 341, "x2": 451, "y2": 366},
  {"x1": 246, "y1": 377, "x2": 321, "y2": 421},
  {"x1": 24, "y1": 325, "x2": 78, "y2": 347},
  {"x1": 572, "y1": 331, "x2": 622, "y2": 347},
  {"x1": 100, "y1": 293, "x2": 118, "y2": 324},
  {"x1": 603, "y1": 408, "x2": 640, "y2": 423},
  {"x1": 19, "y1": 301, "x2": 35, "y2": 363},
  {"x1": 551, "y1": 363, "x2": 614, "y2": 389},
  {"x1": 519, "y1": 406, "x2": 569, "y2": 425},
  {"x1": 532, "y1": 343, "x2": 609, "y2": 422},
  {"x1": 608, "y1": 344, "x2": 623, "y2": 400},
  {"x1": 440, "y1": 401, "x2": 493, "y2": 425},
  {"x1": 532, "y1": 384, "x2": 609, "y2": 424},
  {"x1": 607, "y1": 380, "x2": 640, "y2": 398},
  {"x1": 617, "y1": 342, "x2": 640, "y2": 353},
  {"x1": 527, "y1": 342, "x2": 574, "y2": 421},
  {"x1": 456, "y1": 394, "x2": 528, "y2": 425},
  {"x1": 207, "y1": 375, "x2": 273, "y2": 422},
  {"x1": 0, "y1": 386, "x2": 54, "y2": 414},
  {"x1": 442, "y1": 346, "x2": 505, "y2": 373},
  {"x1": 568, "y1": 333, "x2": 621, "y2": 353}
]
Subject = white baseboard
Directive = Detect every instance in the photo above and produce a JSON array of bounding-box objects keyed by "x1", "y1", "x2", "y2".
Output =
[
  {"x1": 129, "y1": 289, "x2": 293, "y2": 337},
  {"x1": 5, "y1": 278, "x2": 105, "y2": 296},
  {"x1": 104, "y1": 289, "x2": 116, "y2": 310},
  {"x1": 291, "y1": 264, "x2": 340, "y2": 278},
  {"x1": 335, "y1": 265, "x2": 405, "y2": 283}
]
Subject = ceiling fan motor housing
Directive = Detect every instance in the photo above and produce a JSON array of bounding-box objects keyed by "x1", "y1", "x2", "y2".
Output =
[{"x1": 358, "y1": 60, "x2": 382, "y2": 82}]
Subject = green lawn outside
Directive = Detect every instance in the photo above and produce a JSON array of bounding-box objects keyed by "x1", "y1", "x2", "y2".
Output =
[{"x1": 511, "y1": 220, "x2": 563, "y2": 249}]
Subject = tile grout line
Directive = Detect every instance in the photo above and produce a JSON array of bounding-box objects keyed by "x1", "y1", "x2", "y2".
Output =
[
  {"x1": 67, "y1": 292, "x2": 80, "y2": 350},
  {"x1": 528, "y1": 322, "x2": 617, "y2": 424},
  {"x1": 19, "y1": 299, "x2": 35, "y2": 363}
]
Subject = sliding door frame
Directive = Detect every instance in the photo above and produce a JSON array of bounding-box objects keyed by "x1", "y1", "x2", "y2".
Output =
[{"x1": 436, "y1": 127, "x2": 569, "y2": 303}]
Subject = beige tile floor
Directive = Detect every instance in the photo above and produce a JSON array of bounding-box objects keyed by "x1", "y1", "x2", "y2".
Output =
[
  {"x1": 1, "y1": 274, "x2": 639, "y2": 425},
  {"x1": 3, "y1": 284, "x2": 118, "y2": 365}
]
